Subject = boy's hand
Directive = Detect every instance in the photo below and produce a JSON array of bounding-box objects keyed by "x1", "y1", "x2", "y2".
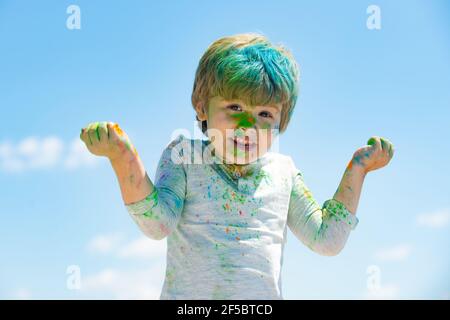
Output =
[
  {"x1": 79, "y1": 122, "x2": 138, "y2": 161},
  {"x1": 349, "y1": 136, "x2": 394, "y2": 173}
]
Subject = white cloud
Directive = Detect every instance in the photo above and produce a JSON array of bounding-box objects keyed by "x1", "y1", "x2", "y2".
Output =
[
  {"x1": 79, "y1": 265, "x2": 165, "y2": 299},
  {"x1": 0, "y1": 136, "x2": 99, "y2": 173},
  {"x1": 0, "y1": 142, "x2": 23, "y2": 172},
  {"x1": 373, "y1": 244, "x2": 412, "y2": 262},
  {"x1": 86, "y1": 234, "x2": 166, "y2": 260},
  {"x1": 81, "y1": 234, "x2": 167, "y2": 299},
  {"x1": 17, "y1": 136, "x2": 63, "y2": 168},
  {"x1": 416, "y1": 209, "x2": 450, "y2": 228},
  {"x1": 364, "y1": 284, "x2": 399, "y2": 300},
  {"x1": 10, "y1": 288, "x2": 33, "y2": 300},
  {"x1": 118, "y1": 236, "x2": 166, "y2": 259},
  {"x1": 86, "y1": 233, "x2": 124, "y2": 255},
  {"x1": 64, "y1": 138, "x2": 99, "y2": 170}
]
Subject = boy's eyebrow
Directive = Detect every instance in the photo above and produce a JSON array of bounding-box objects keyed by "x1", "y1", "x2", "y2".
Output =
[{"x1": 269, "y1": 104, "x2": 282, "y2": 111}]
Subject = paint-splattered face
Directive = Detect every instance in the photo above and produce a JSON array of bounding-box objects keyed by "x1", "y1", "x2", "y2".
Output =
[{"x1": 197, "y1": 96, "x2": 281, "y2": 164}]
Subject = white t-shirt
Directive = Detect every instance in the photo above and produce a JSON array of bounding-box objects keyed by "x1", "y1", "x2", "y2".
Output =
[{"x1": 125, "y1": 134, "x2": 358, "y2": 299}]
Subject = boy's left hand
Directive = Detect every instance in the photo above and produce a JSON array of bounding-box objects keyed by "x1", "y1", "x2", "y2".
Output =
[{"x1": 350, "y1": 136, "x2": 394, "y2": 173}]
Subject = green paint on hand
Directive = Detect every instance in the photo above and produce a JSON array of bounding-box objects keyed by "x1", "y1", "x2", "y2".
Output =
[
  {"x1": 95, "y1": 122, "x2": 101, "y2": 142},
  {"x1": 367, "y1": 137, "x2": 376, "y2": 146}
]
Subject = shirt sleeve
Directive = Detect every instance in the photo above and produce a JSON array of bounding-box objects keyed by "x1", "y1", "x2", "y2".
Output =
[
  {"x1": 124, "y1": 134, "x2": 187, "y2": 240},
  {"x1": 287, "y1": 160, "x2": 359, "y2": 256}
]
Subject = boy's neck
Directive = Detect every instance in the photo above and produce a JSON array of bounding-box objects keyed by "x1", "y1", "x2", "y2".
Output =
[{"x1": 222, "y1": 162, "x2": 254, "y2": 178}]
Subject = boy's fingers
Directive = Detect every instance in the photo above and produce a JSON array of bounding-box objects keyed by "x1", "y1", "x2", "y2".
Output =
[
  {"x1": 388, "y1": 143, "x2": 395, "y2": 158},
  {"x1": 97, "y1": 122, "x2": 108, "y2": 142},
  {"x1": 80, "y1": 127, "x2": 85, "y2": 141},
  {"x1": 95, "y1": 122, "x2": 101, "y2": 142},
  {"x1": 93, "y1": 122, "x2": 102, "y2": 142},
  {"x1": 87, "y1": 123, "x2": 97, "y2": 145},
  {"x1": 105, "y1": 122, "x2": 113, "y2": 140},
  {"x1": 379, "y1": 137, "x2": 394, "y2": 158},
  {"x1": 112, "y1": 123, "x2": 125, "y2": 137},
  {"x1": 82, "y1": 121, "x2": 127, "y2": 146},
  {"x1": 380, "y1": 137, "x2": 389, "y2": 153},
  {"x1": 107, "y1": 122, "x2": 120, "y2": 141},
  {"x1": 367, "y1": 136, "x2": 381, "y2": 153}
]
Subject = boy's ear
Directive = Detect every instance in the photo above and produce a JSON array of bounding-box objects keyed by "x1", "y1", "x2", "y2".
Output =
[{"x1": 195, "y1": 102, "x2": 208, "y2": 121}]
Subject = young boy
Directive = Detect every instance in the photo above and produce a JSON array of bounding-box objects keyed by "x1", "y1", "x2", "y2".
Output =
[{"x1": 80, "y1": 33, "x2": 394, "y2": 299}]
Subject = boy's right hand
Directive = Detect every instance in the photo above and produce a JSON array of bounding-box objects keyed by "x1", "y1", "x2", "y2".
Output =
[{"x1": 80, "y1": 122, "x2": 138, "y2": 161}]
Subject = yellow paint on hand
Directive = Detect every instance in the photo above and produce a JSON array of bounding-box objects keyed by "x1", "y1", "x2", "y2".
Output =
[{"x1": 113, "y1": 123, "x2": 125, "y2": 136}]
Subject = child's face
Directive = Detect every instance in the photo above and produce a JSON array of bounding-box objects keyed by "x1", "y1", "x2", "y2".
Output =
[{"x1": 197, "y1": 96, "x2": 282, "y2": 165}]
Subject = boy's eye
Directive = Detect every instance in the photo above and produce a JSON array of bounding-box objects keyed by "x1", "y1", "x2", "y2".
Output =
[
  {"x1": 259, "y1": 111, "x2": 273, "y2": 118},
  {"x1": 227, "y1": 104, "x2": 242, "y2": 112}
]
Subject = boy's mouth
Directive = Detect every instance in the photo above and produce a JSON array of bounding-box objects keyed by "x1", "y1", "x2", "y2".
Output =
[{"x1": 230, "y1": 137, "x2": 257, "y2": 151}]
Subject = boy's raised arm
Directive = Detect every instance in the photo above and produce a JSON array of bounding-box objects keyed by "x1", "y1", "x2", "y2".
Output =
[
  {"x1": 287, "y1": 136, "x2": 394, "y2": 256},
  {"x1": 80, "y1": 121, "x2": 154, "y2": 205},
  {"x1": 333, "y1": 136, "x2": 394, "y2": 214},
  {"x1": 80, "y1": 122, "x2": 187, "y2": 240}
]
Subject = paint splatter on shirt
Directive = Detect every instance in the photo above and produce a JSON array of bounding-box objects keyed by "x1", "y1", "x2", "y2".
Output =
[{"x1": 125, "y1": 134, "x2": 358, "y2": 299}]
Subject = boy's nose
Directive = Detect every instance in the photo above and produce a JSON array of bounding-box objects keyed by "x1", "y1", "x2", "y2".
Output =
[{"x1": 231, "y1": 112, "x2": 256, "y2": 129}]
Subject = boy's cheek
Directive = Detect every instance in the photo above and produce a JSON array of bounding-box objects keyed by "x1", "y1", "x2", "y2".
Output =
[{"x1": 205, "y1": 116, "x2": 230, "y2": 134}]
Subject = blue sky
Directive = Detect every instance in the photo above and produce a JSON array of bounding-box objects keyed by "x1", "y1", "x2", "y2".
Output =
[{"x1": 0, "y1": 0, "x2": 449, "y2": 299}]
